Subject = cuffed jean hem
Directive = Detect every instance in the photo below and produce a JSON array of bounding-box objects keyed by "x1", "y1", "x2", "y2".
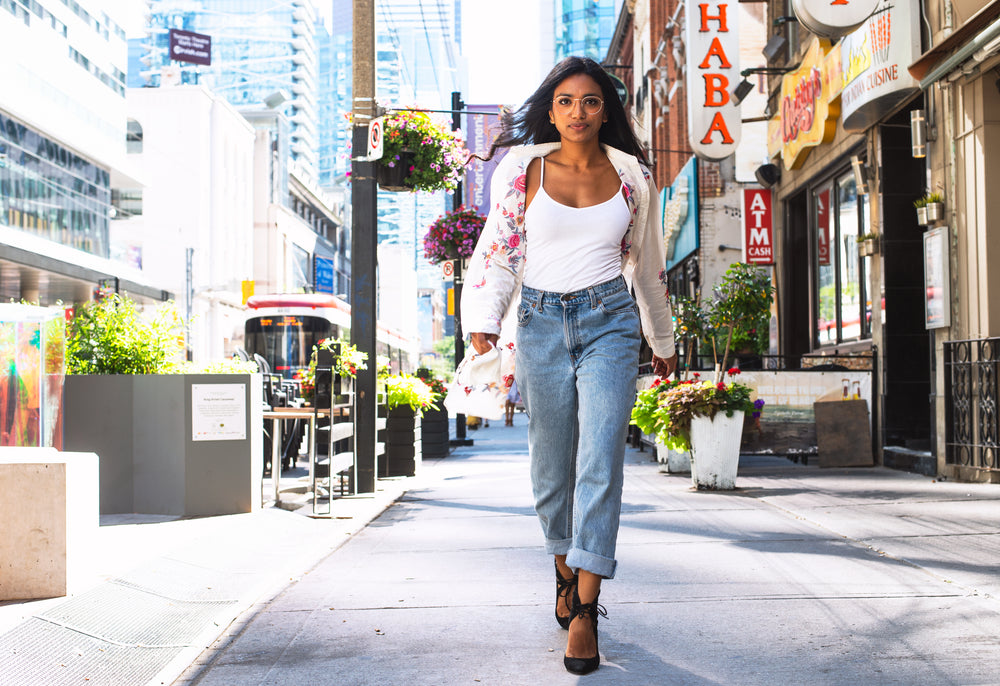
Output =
[
  {"x1": 567, "y1": 547, "x2": 617, "y2": 580},
  {"x1": 544, "y1": 538, "x2": 573, "y2": 556}
]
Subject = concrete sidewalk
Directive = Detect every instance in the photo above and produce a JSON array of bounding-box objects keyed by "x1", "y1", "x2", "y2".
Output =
[
  {"x1": 2, "y1": 413, "x2": 998, "y2": 686},
  {"x1": 173, "y1": 415, "x2": 1000, "y2": 686}
]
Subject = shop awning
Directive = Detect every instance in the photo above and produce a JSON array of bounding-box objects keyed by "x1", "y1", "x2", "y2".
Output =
[{"x1": 909, "y1": 0, "x2": 1000, "y2": 88}]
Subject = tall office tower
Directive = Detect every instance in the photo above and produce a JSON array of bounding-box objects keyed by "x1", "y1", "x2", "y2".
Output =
[
  {"x1": 0, "y1": 0, "x2": 163, "y2": 303},
  {"x1": 555, "y1": 0, "x2": 623, "y2": 61},
  {"x1": 134, "y1": 0, "x2": 320, "y2": 179}
]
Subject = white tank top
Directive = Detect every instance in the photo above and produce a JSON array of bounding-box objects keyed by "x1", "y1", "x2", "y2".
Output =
[{"x1": 522, "y1": 158, "x2": 632, "y2": 293}]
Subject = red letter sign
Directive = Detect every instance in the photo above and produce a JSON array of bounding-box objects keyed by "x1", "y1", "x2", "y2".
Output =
[{"x1": 743, "y1": 189, "x2": 774, "y2": 264}]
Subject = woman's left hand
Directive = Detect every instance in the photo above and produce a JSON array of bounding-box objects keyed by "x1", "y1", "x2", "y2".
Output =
[{"x1": 651, "y1": 353, "x2": 678, "y2": 379}]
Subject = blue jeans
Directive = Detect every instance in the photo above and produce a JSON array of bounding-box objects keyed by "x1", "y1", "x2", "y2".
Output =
[{"x1": 515, "y1": 275, "x2": 640, "y2": 579}]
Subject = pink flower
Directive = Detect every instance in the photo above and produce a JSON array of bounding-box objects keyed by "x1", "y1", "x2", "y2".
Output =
[
  {"x1": 508, "y1": 234, "x2": 520, "y2": 248},
  {"x1": 513, "y1": 174, "x2": 527, "y2": 193}
]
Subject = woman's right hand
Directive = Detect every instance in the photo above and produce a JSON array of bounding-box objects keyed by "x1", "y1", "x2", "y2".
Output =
[{"x1": 470, "y1": 332, "x2": 499, "y2": 355}]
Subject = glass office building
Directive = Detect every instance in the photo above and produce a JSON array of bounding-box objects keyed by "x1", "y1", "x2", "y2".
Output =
[
  {"x1": 555, "y1": 0, "x2": 623, "y2": 61},
  {"x1": 0, "y1": 113, "x2": 111, "y2": 258},
  {"x1": 133, "y1": 0, "x2": 320, "y2": 175}
]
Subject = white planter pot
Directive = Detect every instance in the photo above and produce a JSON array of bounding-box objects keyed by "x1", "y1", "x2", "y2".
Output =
[
  {"x1": 689, "y1": 410, "x2": 745, "y2": 490},
  {"x1": 655, "y1": 440, "x2": 691, "y2": 473}
]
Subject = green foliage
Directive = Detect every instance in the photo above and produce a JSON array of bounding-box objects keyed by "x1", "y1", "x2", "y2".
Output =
[
  {"x1": 914, "y1": 192, "x2": 942, "y2": 209},
  {"x1": 295, "y1": 338, "x2": 368, "y2": 402},
  {"x1": 415, "y1": 367, "x2": 448, "y2": 402},
  {"x1": 631, "y1": 375, "x2": 756, "y2": 452},
  {"x1": 385, "y1": 374, "x2": 436, "y2": 414},
  {"x1": 174, "y1": 359, "x2": 260, "y2": 374},
  {"x1": 66, "y1": 295, "x2": 185, "y2": 374},
  {"x1": 380, "y1": 109, "x2": 468, "y2": 192},
  {"x1": 706, "y1": 262, "x2": 774, "y2": 366}
]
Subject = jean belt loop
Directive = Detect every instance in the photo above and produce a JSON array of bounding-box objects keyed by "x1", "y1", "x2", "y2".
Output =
[
  {"x1": 536, "y1": 289, "x2": 544, "y2": 313},
  {"x1": 589, "y1": 285, "x2": 599, "y2": 309}
]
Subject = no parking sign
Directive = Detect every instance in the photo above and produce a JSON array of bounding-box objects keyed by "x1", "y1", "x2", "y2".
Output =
[
  {"x1": 367, "y1": 117, "x2": 384, "y2": 161},
  {"x1": 441, "y1": 260, "x2": 454, "y2": 281}
]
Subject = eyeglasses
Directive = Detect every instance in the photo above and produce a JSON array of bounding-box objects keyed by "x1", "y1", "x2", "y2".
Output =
[{"x1": 551, "y1": 95, "x2": 604, "y2": 115}]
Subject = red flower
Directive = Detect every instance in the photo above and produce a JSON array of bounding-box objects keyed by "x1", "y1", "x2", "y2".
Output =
[
  {"x1": 651, "y1": 378, "x2": 661, "y2": 387},
  {"x1": 717, "y1": 382, "x2": 726, "y2": 390},
  {"x1": 727, "y1": 367, "x2": 740, "y2": 375},
  {"x1": 693, "y1": 372, "x2": 700, "y2": 378}
]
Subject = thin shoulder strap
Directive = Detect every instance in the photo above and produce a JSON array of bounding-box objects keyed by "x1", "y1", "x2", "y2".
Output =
[{"x1": 539, "y1": 157, "x2": 545, "y2": 185}]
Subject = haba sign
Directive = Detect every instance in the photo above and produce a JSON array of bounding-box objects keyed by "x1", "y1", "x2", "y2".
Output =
[
  {"x1": 743, "y1": 189, "x2": 774, "y2": 265},
  {"x1": 838, "y1": 0, "x2": 919, "y2": 131},
  {"x1": 685, "y1": 2, "x2": 741, "y2": 161},
  {"x1": 792, "y1": 0, "x2": 880, "y2": 39},
  {"x1": 772, "y1": 38, "x2": 839, "y2": 170}
]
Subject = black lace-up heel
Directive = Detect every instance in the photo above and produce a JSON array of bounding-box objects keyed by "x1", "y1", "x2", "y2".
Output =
[
  {"x1": 563, "y1": 589, "x2": 607, "y2": 675},
  {"x1": 554, "y1": 560, "x2": 577, "y2": 630}
]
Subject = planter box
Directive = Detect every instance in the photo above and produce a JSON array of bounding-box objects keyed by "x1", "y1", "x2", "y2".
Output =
[
  {"x1": 420, "y1": 407, "x2": 450, "y2": 459},
  {"x1": 655, "y1": 441, "x2": 691, "y2": 473},
  {"x1": 689, "y1": 410, "x2": 744, "y2": 490},
  {"x1": 858, "y1": 238, "x2": 878, "y2": 257},
  {"x1": 64, "y1": 374, "x2": 263, "y2": 516},
  {"x1": 382, "y1": 406, "x2": 421, "y2": 477},
  {"x1": 916, "y1": 206, "x2": 929, "y2": 226}
]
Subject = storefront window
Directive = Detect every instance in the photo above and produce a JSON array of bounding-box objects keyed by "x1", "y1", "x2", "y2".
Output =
[{"x1": 815, "y1": 171, "x2": 870, "y2": 346}]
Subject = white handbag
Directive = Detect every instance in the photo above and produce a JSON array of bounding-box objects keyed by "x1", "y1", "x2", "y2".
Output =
[{"x1": 443, "y1": 343, "x2": 514, "y2": 421}]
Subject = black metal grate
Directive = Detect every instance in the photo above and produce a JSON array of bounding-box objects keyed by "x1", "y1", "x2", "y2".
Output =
[{"x1": 944, "y1": 337, "x2": 1000, "y2": 472}]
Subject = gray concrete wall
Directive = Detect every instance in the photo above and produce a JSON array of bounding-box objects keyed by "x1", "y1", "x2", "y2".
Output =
[{"x1": 64, "y1": 374, "x2": 263, "y2": 516}]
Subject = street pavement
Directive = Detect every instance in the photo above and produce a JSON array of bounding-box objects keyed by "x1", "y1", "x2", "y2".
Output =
[{"x1": 2, "y1": 413, "x2": 1000, "y2": 685}]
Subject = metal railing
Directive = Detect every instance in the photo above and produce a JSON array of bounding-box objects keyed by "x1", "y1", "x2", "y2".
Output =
[{"x1": 944, "y1": 337, "x2": 1000, "y2": 473}]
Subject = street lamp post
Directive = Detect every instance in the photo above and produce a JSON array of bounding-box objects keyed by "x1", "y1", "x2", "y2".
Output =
[{"x1": 450, "y1": 91, "x2": 473, "y2": 447}]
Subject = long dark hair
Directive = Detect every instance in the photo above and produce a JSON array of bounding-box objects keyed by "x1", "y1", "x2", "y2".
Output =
[{"x1": 480, "y1": 56, "x2": 649, "y2": 167}]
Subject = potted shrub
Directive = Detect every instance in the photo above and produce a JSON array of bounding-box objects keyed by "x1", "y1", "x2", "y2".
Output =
[
  {"x1": 415, "y1": 367, "x2": 450, "y2": 459},
  {"x1": 294, "y1": 337, "x2": 367, "y2": 404},
  {"x1": 381, "y1": 373, "x2": 436, "y2": 477},
  {"x1": 377, "y1": 109, "x2": 468, "y2": 192},
  {"x1": 63, "y1": 294, "x2": 264, "y2": 516},
  {"x1": 924, "y1": 192, "x2": 944, "y2": 224},
  {"x1": 422, "y1": 206, "x2": 487, "y2": 265},
  {"x1": 914, "y1": 193, "x2": 943, "y2": 226},
  {"x1": 857, "y1": 232, "x2": 879, "y2": 257},
  {"x1": 633, "y1": 263, "x2": 773, "y2": 490}
]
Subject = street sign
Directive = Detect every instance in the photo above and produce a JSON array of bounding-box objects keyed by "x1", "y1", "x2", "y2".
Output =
[
  {"x1": 367, "y1": 117, "x2": 383, "y2": 161},
  {"x1": 441, "y1": 260, "x2": 454, "y2": 281}
]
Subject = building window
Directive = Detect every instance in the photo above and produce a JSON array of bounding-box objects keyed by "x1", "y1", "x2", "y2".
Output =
[{"x1": 814, "y1": 170, "x2": 871, "y2": 347}]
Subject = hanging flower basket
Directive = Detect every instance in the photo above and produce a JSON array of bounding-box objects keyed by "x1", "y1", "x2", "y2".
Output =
[
  {"x1": 422, "y1": 206, "x2": 487, "y2": 264},
  {"x1": 377, "y1": 149, "x2": 417, "y2": 191},
  {"x1": 377, "y1": 109, "x2": 468, "y2": 193}
]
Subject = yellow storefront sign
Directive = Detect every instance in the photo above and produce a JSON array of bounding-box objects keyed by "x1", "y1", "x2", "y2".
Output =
[{"x1": 770, "y1": 37, "x2": 840, "y2": 170}]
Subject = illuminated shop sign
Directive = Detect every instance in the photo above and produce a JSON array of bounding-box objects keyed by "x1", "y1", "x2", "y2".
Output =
[
  {"x1": 792, "y1": 0, "x2": 880, "y2": 39},
  {"x1": 685, "y1": 1, "x2": 741, "y2": 161},
  {"x1": 770, "y1": 38, "x2": 839, "y2": 170}
]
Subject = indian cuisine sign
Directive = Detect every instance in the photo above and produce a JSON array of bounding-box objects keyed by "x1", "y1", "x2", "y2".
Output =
[
  {"x1": 685, "y1": 1, "x2": 741, "y2": 161},
  {"x1": 838, "y1": 0, "x2": 919, "y2": 131}
]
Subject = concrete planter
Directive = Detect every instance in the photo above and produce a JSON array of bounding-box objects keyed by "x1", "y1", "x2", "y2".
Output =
[
  {"x1": 655, "y1": 440, "x2": 691, "y2": 473},
  {"x1": 64, "y1": 374, "x2": 263, "y2": 516},
  {"x1": 382, "y1": 406, "x2": 421, "y2": 477},
  {"x1": 689, "y1": 410, "x2": 745, "y2": 490}
]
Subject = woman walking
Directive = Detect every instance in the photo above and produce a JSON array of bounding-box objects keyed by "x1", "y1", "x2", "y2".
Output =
[{"x1": 462, "y1": 56, "x2": 677, "y2": 674}]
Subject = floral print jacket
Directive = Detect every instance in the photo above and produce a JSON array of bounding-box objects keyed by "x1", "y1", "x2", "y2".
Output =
[{"x1": 461, "y1": 142, "x2": 676, "y2": 359}]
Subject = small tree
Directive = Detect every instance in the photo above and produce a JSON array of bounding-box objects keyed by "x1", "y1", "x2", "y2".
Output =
[
  {"x1": 672, "y1": 294, "x2": 709, "y2": 378},
  {"x1": 705, "y1": 263, "x2": 774, "y2": 382}
]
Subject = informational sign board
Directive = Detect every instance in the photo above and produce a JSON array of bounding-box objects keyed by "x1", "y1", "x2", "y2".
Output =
[
  {"x1": 924, "y1": 226, "x2": 950, "y2": 329},
  {"x1": 192, "y1": 384, "x2": 246, "y2": 441},
  {"x1": 441, "y1": 260, "x2": 454, "y2": 281},
  {"x1": 314, "y1": 255, "x2": 335, "y2": 294},
  {"x1": 792, "y1": 0, "x2": 880, "y2": 38},
  {"x1": 168, "y1": 28, "x2": 211, "y2": 66}
]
